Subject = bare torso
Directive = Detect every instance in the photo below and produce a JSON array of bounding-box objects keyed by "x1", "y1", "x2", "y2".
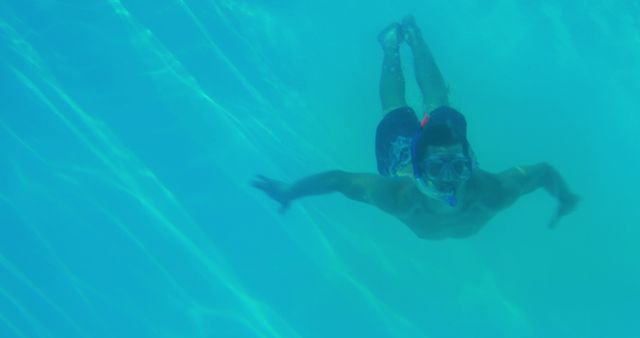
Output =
[{"x1": 391, "y1": 171, "x2": 506, "y2": 239}]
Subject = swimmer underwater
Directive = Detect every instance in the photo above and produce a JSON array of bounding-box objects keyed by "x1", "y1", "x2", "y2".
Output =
[{"x1": 252, "y1": 16, "x2": 580, "y2": 240}]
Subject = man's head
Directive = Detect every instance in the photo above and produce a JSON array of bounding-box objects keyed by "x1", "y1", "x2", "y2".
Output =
[{"x1": 412, "y1": 106, "x2": 474, "y2": 205}]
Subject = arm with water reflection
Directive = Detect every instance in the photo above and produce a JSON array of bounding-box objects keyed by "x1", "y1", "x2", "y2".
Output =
[
  {"x1": 252, "y1": 171, "x2": 410, "y2": 215},
  {"x1": 489, "y1": 163, "x2": 580, "y2": 228}
]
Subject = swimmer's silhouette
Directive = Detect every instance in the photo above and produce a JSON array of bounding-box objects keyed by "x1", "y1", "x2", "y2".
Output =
[{"x1": 253, "y1": 16, "x2": 579, "y2": 239}]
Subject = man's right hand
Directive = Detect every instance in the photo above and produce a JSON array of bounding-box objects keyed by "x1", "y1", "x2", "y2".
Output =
[
  {"x1": 548, "y1": 192, "x2": 580, "y2": 229},
  {"x1": 251, "y1": 175, "x2": 292, "y2": 213}
]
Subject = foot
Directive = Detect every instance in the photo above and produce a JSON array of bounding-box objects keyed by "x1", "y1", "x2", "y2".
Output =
[
  {"x1": 401, "y1": 15, "x2": 422, "y2": 48},
  {"x1": 378, "y1": 22, "x2": 403, "y2": 53}
]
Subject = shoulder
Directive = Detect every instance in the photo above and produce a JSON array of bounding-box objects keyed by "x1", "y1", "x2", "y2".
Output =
[
  {"x1": 471, "y1": 165, "x2": 550, "y2": 211},
  {"x1": 339, "y1": 172, "x2": 415, "y2": 211},
  {"x1": 467, "y1": 169, "x2": 502, "y2": 191},
  {"x1": 370, "y1": 175, "x2": 418, "y2": 215},
  {"x1": 465, "y1": 169, "x2": 513, "y2": 210}
]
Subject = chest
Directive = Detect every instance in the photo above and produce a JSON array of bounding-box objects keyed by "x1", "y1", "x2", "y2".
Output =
[{"x1": 401, "y1": 201, "x2": 495, "y2": 239}]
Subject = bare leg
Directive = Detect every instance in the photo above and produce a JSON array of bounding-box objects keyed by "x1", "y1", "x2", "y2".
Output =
[
  {"x1": 403, "y1": 16, "x2": 449, "y2": 113},
  {"x1": 378, "y1": 23, "x2": 406, "y2": 114}
]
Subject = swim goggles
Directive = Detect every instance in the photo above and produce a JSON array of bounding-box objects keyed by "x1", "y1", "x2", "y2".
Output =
[
  {"x1": 420, "y1": 155, "x2": 471, "y2": 182},
  {"x1": 414, "y1": 155, "x2": 472, "y2": 206}
]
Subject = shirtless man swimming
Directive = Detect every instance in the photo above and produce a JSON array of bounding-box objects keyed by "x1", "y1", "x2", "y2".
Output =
[{"x1": 252, "y1": 16, "x2": 579, "y2": 240}]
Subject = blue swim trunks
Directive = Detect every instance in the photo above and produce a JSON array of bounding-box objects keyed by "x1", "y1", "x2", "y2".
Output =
[{"x1": 375, "y1": 107, "x2": 420, "y2": 177}]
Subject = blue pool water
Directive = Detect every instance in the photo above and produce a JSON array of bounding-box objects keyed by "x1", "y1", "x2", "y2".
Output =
[{"x1": 1, "y1": 1, "x2": 639, "y2": 337}]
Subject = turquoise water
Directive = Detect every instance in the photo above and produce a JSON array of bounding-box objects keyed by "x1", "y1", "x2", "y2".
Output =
[{"x1": 1, "y1": 0, "x2": 639, "y2": 337}]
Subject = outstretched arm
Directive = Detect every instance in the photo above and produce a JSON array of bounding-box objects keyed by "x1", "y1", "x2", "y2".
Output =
[
  {"x1": 493, "y1": 163, "x2": 580, "y2": 228},
  {"x1": 252, "y1": 170, "x2": 408, "y2": 214}
]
